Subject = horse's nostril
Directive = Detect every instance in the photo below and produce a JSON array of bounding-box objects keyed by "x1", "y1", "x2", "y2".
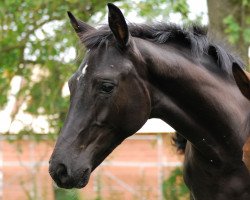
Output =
[{"x1": 56, "y1": 163, "x2": 68, "y2": 181}]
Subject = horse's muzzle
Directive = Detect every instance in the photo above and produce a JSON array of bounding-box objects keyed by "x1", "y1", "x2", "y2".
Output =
[{"x1": 49, "y1": 162, "x2": 91, "y2": 189}]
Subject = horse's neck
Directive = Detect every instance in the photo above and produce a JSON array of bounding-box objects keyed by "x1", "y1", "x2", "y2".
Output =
[{"x1": 139, "y1": 40, "x2": 250, "y2": 161}]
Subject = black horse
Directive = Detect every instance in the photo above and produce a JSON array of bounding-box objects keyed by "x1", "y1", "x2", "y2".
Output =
[{"x1": 49, "y1": 3, "x2": 250, "y2": 199}]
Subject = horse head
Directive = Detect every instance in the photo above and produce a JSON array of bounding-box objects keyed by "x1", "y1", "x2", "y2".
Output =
[{"x1": 49, "y1": 3, "x2": 151, "y2": 189}]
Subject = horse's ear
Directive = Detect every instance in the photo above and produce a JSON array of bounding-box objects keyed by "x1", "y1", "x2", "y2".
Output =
[
  {"x1": 232, "y1": 62, "x2": 250, "y2": 100},
  {"x1": 67, "y1": 11, "x2": 95, "y2": 38},
  {"x1": 107, "y1": 3, "x2": 129, "y2": 48}
]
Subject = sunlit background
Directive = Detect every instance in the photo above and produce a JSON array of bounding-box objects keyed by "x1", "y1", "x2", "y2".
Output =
[{"x1": 1, "y1": 0, "x2": 250, "y2": 199}]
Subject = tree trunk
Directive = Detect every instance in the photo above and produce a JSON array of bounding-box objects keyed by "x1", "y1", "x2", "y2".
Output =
[{"x1": 207, "y1": 0, "x2": 249, "y2": 67}]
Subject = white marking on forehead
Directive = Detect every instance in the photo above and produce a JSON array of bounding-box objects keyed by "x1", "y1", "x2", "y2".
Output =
[
  {"x1": 82, "y1": 64, "x2": 88, "y2": 75},
  {"x1": 77, "y1": 63, "x2": 88, "y2": 81}
]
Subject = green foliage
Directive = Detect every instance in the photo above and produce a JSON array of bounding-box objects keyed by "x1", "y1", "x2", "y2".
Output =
[
  {"x1": 170, "y1": 0, "x2": 189, "y2": 18},
  {"x1": 162, "y1": 168, "x2": 189, "y2": 200},
  {"x1": 54, "y1": 188, "x2": 80, "y2": 200},
  {"x1": 223, "y1": 1, "x2": 250, "y2": 45},
  {"x1": 223, "y1": 15, "x2": 241, "y2": 44},
  {"x1": 121, "y1": 0, "x2": 190, "y2": 23}
]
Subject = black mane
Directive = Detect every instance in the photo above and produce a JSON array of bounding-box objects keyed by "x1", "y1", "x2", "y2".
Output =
[{"x1": 81, "y1": 23, "x2": 245, "y2": 73}]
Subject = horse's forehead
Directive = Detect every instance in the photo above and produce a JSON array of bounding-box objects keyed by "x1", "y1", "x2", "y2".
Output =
[
  {"x1": 86, "y1": 48, "x2": 130, "y2": 70},
  {"x1": 73, "y1": 46, "x2": 133, "y2": 82},
  {"x1": 91, "y1": 44, "x2": 127, "y2": 61}
]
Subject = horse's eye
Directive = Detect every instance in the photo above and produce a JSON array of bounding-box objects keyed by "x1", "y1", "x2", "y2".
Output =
[{"x1": 100, "y1": 82, "x2": 115, "y2": 94}]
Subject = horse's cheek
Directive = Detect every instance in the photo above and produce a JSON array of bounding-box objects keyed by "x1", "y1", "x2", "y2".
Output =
[{"x1": 114, "y1": 89, "x2": 149, "y2": 134}]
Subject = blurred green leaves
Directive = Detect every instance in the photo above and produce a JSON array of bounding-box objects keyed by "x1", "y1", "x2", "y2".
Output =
[
  {"x1": 223, "y1": 14, "x2": 250, "y2": 45},
  {"x1": 171, "y1": 0, "x2": 189, "y2": 19},
  {"x1": 162, "y1": 168, "x2": 189, "y2": 200},
  {"x1": 121, "y1": 0, "x2": 191, "y2": 23},
  {"x1": 222, "y1": 1, "x2": 250, "y2": 52},
  {"x1": 223, "y1": 15, "x2": 241, "y2": 44}
]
